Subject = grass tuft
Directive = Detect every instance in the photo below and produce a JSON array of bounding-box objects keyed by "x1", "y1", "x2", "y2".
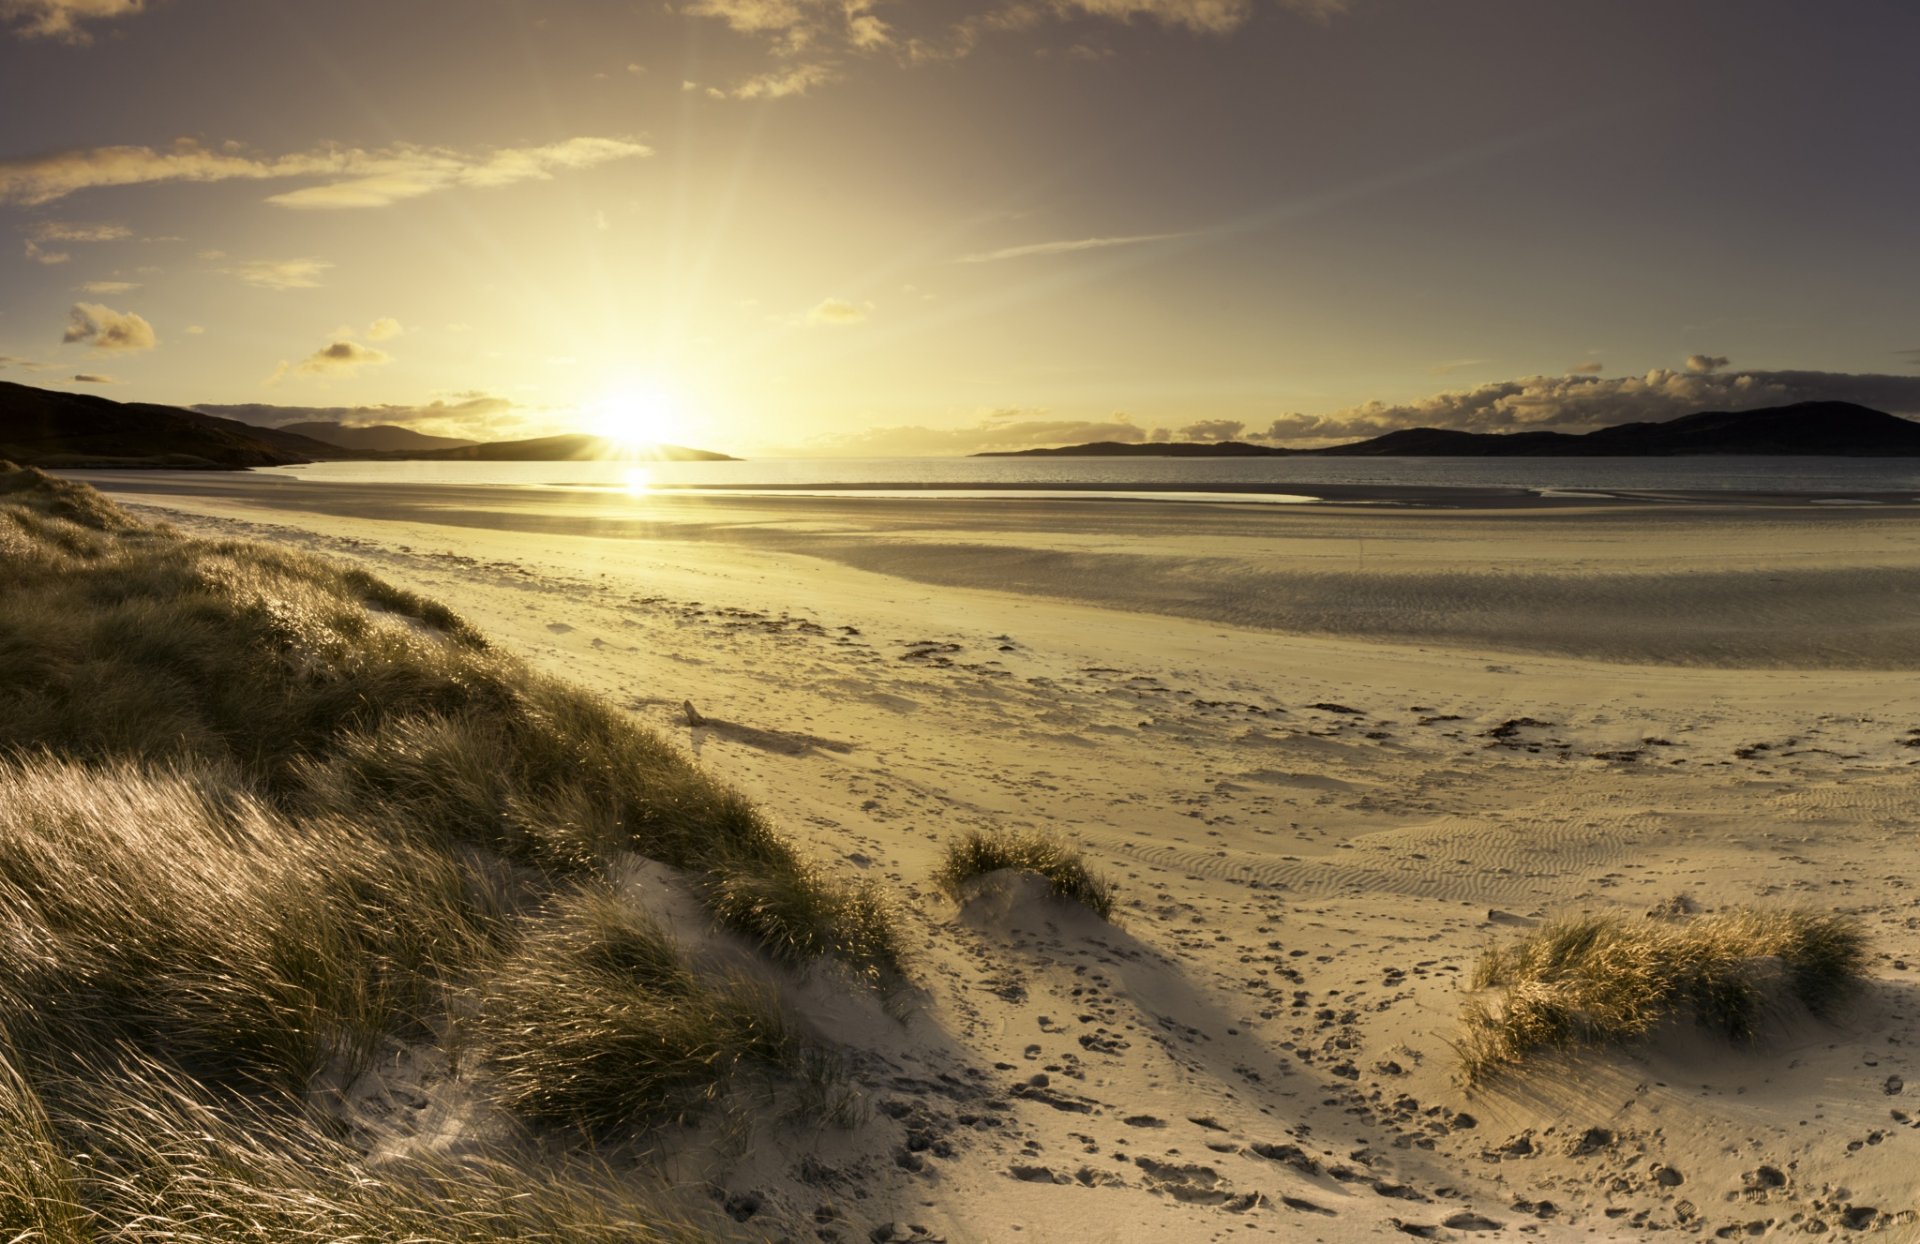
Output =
[
  {"x1": 935, "y1": 828, "x2": 1115, "y2": 919},
  {"x1": 1460, "y1": 908, "x2": 1868, "y2": 1084},
  {"x1": 476, "y1": 886, "x2": 798, "y2": 1136}
]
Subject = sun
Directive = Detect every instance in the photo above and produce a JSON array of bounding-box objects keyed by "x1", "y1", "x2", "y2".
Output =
[{"x1": 587, "y1": 382, "x2": 688, "y2": 452}]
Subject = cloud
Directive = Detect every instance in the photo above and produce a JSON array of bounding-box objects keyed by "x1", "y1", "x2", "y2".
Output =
[
  {"x1": 70, "y1": 372, "x2": 118, "y2": 383},
  {"x1": 1, "y1": 0, "x2": 144, "y2": 43},
  {"x1": 22, "y1": 239, "x2": 68, "y2": 264},
  {"x1": 693, "y1": 0, "x2": 1341, "y2": 71},
  {"x1": 366, "y1": 317, "x2": 404, "y2": 341},
  {"x1": 1250, "y1": 366, "x2": 1920, "y2": 446},
  {"x1": 1686, "y1": 353, "x2": 1730, "y2": 374},
  {"x1": 1178, "y1": 418, "x2": 1246, "y2": 442},
  {"x1": 781, "y1": 410, "x2": 1155, "y2": 455},
  {"x1": 222, "y1": 257, "x2": 333, "y2": 290},
  {"x1": 1897, "y1": 346, "x2": 1920, "y2": 365},
  {"x1": 0, "y1": 136, "x2": 651, "y2": 209},
  {"x1": 78, "y1": 279, "x2": 138, "y2": 293},
  {"x1": 806, "y1": 297, "x2": 867, "y2": 325},
  {"x1": 956, "y1": 231, "x2": 1192, "y2": 263},
  {"x1": 28, "y1": 220, "x2": 130, "y2": 242},
  {"x1": 60, "y1": 301, "x2": 155, "y2": 353},
  {"x1": 1568, "y1": 360, "x2": 1604, "y2": 374},
  {"x1": 284, "y1": 339, "x2": 392, "y2": 379},
  {"x1": 730, "y1": 61, "x2": 839, "y2": 98}
]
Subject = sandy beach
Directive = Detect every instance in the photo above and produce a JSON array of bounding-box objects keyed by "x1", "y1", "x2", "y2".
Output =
[{"x1": 80, "y1": 473, "x2": 1920, "y2": 1242}]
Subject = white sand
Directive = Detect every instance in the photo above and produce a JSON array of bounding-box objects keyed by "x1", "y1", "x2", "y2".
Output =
[{"x1": 88, "y1": 475, "x2": 1920, "y2": 1242}]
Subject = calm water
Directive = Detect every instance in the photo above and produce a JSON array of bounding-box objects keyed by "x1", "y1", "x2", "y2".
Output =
[{"x1": 258, "y1": 456, "x2": 1920, "y2": 502}]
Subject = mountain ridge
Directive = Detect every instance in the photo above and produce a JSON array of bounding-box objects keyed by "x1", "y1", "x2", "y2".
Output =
[{"x1": 978, "y1": 402, "x2": 1920, "y2": 459}]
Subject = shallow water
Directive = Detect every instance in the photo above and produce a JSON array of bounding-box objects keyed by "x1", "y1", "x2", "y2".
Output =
[{"x1": 259, "y1": 454, "x2": 1920, "y2": 500}]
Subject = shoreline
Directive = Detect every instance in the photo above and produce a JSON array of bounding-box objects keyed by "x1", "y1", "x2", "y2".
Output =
[{"x1": 76, "y1": 470, "x2": 1920, "y2": 669}]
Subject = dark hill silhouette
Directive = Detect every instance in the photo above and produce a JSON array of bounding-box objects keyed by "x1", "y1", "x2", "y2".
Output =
[
  {"x1": 978, "y1": 440, "x2": 1292, "y2": 458},
  {"x1": 273, "y1": 421, "x2": 478, "y2": 453},
  {"x1": 0, "y1": 382, "x2": 737, "y2": 467},
  {"x1": 0, "y1": 381, "x2": 345, "y2": 468},
  {"x1": 417, "y1": 433, "x2": 735, "y2": 462},
  {"x1": 1316, "y1": 402, "x2": 1920, "y2": 456},
  {"x1": 977, "y1": 402, "x2": 1920, "y2": 459}
]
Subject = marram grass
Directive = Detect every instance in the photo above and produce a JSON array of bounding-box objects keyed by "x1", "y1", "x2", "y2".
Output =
[
  {"x1": 1460, "y1": 908, "x2": 1867, "y2": 1084},
  {"x1": 0, "y1": 462, "x2": 895, "y2": 1236},
  {"x1": 0, "y1": 462, "x2": 897, "y2": 976},
  {"x1": 935, "y1": 828, "x2": 1116, "y2": 919}
]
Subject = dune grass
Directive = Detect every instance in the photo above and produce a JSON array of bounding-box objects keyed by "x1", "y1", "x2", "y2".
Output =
[
  {"x1": 1, "y1": 1048, "x2": 724, "y2": 1244},
  {"x1": 477, "y1": 886, "x2": 799, "y2": 1137},
  {"x1": 1460, "y1": 908, "x2": 1868, "y2": 1084},
  {"x1": 935, "y1": 828, "x2": 1115, "y2": 919},
  {"x1": 0, "y1": 462, "x2": 896, "y2": 1236},
  {"x1": 0, "y1": 463, "x2": 896, "y2": 975}
]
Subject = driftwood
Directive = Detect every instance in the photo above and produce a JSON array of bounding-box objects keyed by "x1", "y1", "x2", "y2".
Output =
[{"x1": 682, "y1": 700, "x2": 707, "y2": 727}]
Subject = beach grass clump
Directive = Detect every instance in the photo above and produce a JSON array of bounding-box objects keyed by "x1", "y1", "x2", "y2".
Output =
[
  {"x1": 0, "y1": 460, "x2": 896, "y2": 976},
  {"x1": 935, "y1": 828, "x2": 1115, "y2": 919},
  {"x1": 1460, "y1": 908, "x2": 1868, "y2": 1084},
  {"x1": 7, "y1": 1048, "x2": 723, "y2": 1244},
  {"x1": 476, "y1": 886, "x2": 798, "y2": 1136},
  {"x1": 0, "y1": 757, "x2": 494, "y2": 1095}
]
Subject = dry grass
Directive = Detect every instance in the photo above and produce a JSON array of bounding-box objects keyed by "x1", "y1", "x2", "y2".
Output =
[
  {"x1": 0, "y1": 462, "x2": 896, "y2": 973},
  {"x1": 935, "y1": 828, "x2": 1115, "y2": 919},
  {"x1": 0, "y1": 463, "x2": 896, "y2": 1237},
  {"x1": 476, "y1": 886, "x2": 798, "y2": 1137},
  {"x1": 1460, "y1": 908, "x2": 1868, "y2": 1083}
]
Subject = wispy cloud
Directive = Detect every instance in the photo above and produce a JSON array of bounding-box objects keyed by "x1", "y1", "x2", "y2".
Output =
[
  {"x1": 70, "y1": 371, "x2": 119, "y2": 383},
  {"x1": 221, "y1": 257, "x2": 333, "y2": 290},
  {"x1": 2, "y1": 0, "x2": 146, "y2": 43},
  {"x1": 806, "y1": 297, "x2": 867, "y2": 325},
  {"x1": 956, "y1": 230, "x2": 1195, "y2": 264},
  {"x1": 61, "y1": 301, "x2": 155, "y2": 353},
  {"x1": 78, "y1": 280, "x2": 138, "y2": 293},
  {"x1": 0, "y1": 137, "x2": 651, "y2": 209},
  {"x1": 28, "y1": 220, "x2": 130, "y2": 242},
  {"x1": 730, "y1": 61, "x2": 839, "y2": 99}
]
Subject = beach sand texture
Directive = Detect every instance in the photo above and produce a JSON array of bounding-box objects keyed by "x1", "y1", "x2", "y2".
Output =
[{"x1": 88, "y1": 476, "x2": 1920, "y2": 1242}]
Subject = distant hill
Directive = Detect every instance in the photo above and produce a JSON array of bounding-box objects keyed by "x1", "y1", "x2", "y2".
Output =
[
  {"x1": 1314, "y1": 402, "x2": 1920, "y2": 456},
  {"x1": 976, "y1": 402, "x2": 1920, "y2": 459},
  {"x1": 0, "y1": 381, "x2": 346, "y2": 469},
  {"x1": 979, "y1": 440, "x2": 1292, "y2": 458},
  {"x1": 275, "y1": 421, "x2": 478, "y2": 453},
  {"x1": 416, "y1": 433, "x2": 736, "y2": 462}
]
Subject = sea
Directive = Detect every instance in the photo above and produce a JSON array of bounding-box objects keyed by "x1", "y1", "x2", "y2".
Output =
[{"x1": 255, "y1": 456, "x2": 1920, "y2": 505}]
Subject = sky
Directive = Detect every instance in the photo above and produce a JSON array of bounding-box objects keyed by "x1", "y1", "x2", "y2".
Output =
[{"x1": 2, "y1": 0, "x2": 1918, "y2": 455}]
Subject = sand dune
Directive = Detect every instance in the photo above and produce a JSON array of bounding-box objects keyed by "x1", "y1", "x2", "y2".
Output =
[{"x1": 82, "y1": 473, "x2": 1920, "y2": 1241}]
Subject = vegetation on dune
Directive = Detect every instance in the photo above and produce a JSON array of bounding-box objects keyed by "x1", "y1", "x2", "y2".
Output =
[
  {"x1": 935, "y1": 828, "x2": 1115, "y2": 920},
  {"x1": 0, "y1": 461, "x2": 893, "y2": 1235},
  {"x1": 1460, "y1": 909, "x2": 1868, "y2": 1084},
  {"x1": 0, "y1": 463, "x2": 895, "y2": 974},
  {"x1": 477, "y1": 886, "x2": 798, "y2": 1136}
]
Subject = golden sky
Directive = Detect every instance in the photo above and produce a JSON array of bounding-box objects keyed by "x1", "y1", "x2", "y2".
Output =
[{"x1": 3, "y1": 0, "x2": 1918, "y2": 454}]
